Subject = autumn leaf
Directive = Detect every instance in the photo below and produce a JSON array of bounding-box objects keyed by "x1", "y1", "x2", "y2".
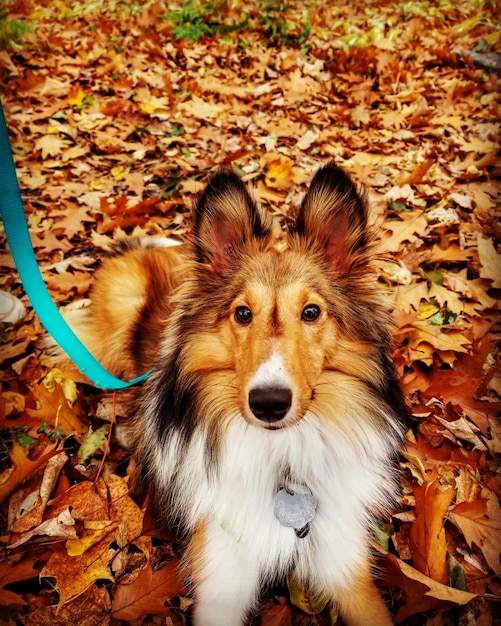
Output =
[
  {"x1": 0, "y1": 556, "x2": 42, "y2": 607},
  {"x1": 380, "y1": 212, "x2": 428, "y2": 253},
  {"x1": 378, "y1": 549, "x2": 477, "y2": 622},
  {"x1": 0, "y1": 441, "x2": 61, "y2": 504},
  {"x1": 449, "y1": 489, "x2": 501, "y2": 575},
  {"x1": 111, "y1": 559, "x2": 187, "y2": 620},
  {"x1": 9, "y1": 507, "x2": 78, "y2": 550},
  {"x1": 477, "y1": 235, "x2": 501, "y2": 288},
  {"x1": 1, "y1": 0, "x2": 500, "y2": 622},
  {"x1": 40, "y1": 539, "x2": 115, "y2": 607},
  {"x1": 34, "y1": 134, "x2": 70, "y2": 159},
  {"x1": 409, "y1": 467, "x2": 455, "y2": 584},
  {"x1": 25, "y1": 381, "x2": 88, "y2": 438}
]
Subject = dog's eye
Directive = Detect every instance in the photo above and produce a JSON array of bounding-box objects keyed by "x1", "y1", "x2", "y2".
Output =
[
  {"x1": 235, "y1": 306, "x2": 252, "y2": 325},
  {"x1": 302, "y1": 304, "x2": 321, "y2": 322}
]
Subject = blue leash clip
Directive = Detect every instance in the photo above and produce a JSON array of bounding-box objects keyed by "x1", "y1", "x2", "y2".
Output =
[{"x1": 0, "y1": 100, "x2": 151, "y2": 389}]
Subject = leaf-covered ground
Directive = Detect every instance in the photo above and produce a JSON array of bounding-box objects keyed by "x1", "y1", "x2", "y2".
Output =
[{"x1": 0, "y1": 0, "x2": 500, "y2": 624}]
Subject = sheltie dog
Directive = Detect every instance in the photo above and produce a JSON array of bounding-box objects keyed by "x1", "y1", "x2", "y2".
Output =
[{"x1": 69, "y1": 162, "x2": 406, "y2": 625}]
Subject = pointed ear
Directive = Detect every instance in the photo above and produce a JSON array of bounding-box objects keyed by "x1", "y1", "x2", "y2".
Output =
[
  {"x1": 294, "y1": 162, "x2": 369, "y2": 273},
  {"x1": 193, "y1": 169, "x2": 270, "y2": 271}
]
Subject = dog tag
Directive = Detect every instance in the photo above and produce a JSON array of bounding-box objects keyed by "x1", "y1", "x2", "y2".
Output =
[{"x1": 274, "y1": 486, "x2": 317, "y2": 538}]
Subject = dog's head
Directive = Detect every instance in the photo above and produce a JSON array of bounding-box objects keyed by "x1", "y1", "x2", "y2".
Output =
[{"x1": 168, "y1": 162, "x2": 397, "y2": 433}]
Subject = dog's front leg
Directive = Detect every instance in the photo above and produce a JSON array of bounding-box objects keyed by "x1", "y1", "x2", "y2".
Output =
[
  {"x1": 329, "y1": 569, "x2": 393, "y2": 626},
  {"x1": 188, "y1": 520, "x2": 261, "y2": 626}
]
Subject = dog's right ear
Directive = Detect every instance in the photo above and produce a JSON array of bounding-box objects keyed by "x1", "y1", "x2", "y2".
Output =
[{"x1": 193, "y1": 169, "x2": 270, "y2": 272}]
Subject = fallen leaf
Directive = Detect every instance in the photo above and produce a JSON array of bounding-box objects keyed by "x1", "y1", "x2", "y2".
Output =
[
  {"x1": 40, "y1": 539, "x2": 115, "y2": 607},
  {"x1": 409, "y1": 467, "x2": 455, "y2": 584},
  {"x1": 477, "y1": 235, "x2": 501, "y2": 288},
  {"x1": 378, "y1": 548, "x2": 477, "y2": 621},
  {"x1": 111, "y1": 559, "x2": 187, "y2": 620},
  {"x1": 34, "y1": 134, "x2": 71, "y2": 159},
  {"x1": 449, "y1": 489, "x2": 501, "y2": 575},
  {"x1": 0, "y1": 442, "x2": 61, "y2": 504},
  {"x1": 0, "y1": 556, "x2": 42, "y2": 607},
  {"x1": 9, "y1": 507, "x2": 78, "y2": 550}
]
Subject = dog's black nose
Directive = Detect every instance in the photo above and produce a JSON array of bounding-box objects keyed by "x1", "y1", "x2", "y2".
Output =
[{"x1": 249, "y1": 387, "x2": 292, "y2": 422}]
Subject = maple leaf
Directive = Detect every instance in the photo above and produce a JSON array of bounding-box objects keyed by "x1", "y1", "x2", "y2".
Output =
[
  {"x1": 111, "y1": 559, "x2": 187, "y2": 620},
  {"x1": 34, "y1": 134, "x2": 70, "y2": 159}
]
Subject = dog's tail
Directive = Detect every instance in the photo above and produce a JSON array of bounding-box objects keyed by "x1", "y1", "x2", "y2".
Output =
[{"x1": 59, "y1": 238, "x2": 186, "y2": 381}]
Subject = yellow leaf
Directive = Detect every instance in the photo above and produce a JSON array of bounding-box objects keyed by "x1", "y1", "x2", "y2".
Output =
[
  {"x1": 287, "y1": 570, "x2": 328, "y2": 615},
  {"x1": 67, "y1": 86, "x2": 88, "y2": 107},
  {"x1": 419, "y1": 301, "x2": 440, "y2": 319},
  {"x1": 111, "y1": 166, "x2": 126, "y2": 181},
  {"x1": 41, "y1": 542, "x2": 114, "y2": 607},
  {"x1": 66, "y1": 524, "x2": 116, "y2": 556}
]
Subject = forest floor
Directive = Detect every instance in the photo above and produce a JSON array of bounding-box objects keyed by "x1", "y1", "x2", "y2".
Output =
[{"x1": 0, "y1": 0, "x2": 500, "y2": 624}]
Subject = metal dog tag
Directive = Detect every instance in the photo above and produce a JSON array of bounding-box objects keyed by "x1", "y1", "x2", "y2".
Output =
[{"x1": 274, "y1": 486, "x2": 317, "y2": 539}]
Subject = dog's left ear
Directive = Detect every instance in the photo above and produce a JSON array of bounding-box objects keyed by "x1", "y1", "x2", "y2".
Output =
[
  {"x1": 295, "y1": 162, "x2": 369, "y2": 273},
  {"x1": 193, "y1": 169, "x2": 270, "y2": 271}
]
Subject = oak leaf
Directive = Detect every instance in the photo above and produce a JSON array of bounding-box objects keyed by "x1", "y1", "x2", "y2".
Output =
[
  {"x1": 0, "y1": 556, "x2": 42, "y2": 607},
  {"x1": 378, "y1": 548, "x2": 476, "y2": 621},
  {"x1": 25, "y1": 382, "x2": 88, "y2": 438},
  {"x1": 9, "y1": 507, "x2": 78, "y2": 550},
  {"x1": 449, "y1": 489, "x2": 501, "y2": 574},
  {"x1": 111, "y1": 559, "x2": 187, "y2": 620},
  {"x1": 380, "y1": 212, "x2": 428, "y2": 252},
  {"x1": 40, "y1": 539, "x2": 115, "y2": 607},
  {"x1": 21, "y1": 584, "x2": 111, "y2": 626},
  {"x1": 0, "y1": 441, "x2": 60, "y2": 503},
  {"x1": 477, "y1": 235, "x2": 501, "y2": 288}
]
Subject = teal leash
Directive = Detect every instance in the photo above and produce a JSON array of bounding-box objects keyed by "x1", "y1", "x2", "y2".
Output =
[{"x1": 0, "y1": 100, "x2": 151, "y2": 389}]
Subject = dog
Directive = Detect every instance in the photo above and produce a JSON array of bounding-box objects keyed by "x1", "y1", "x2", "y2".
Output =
[{"x1": 69, "y1": 162, "x2": 406, "y2": 625}]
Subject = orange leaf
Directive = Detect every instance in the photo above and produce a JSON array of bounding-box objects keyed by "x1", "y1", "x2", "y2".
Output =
[
  {"x1": 40, "y1": 541, "x2": 114, "y2": 607},
  {"x1": 0, "y1": 556, "x2": 42, "y2": 607},
  {"x1": 378, "y1": 548, "x2": 476, "y2": 622},
  {"x1": 111, "y1": 559, "x2": 187, "y2": 620},
  {"x1": 409, "y1": 467, "x2": 455, "y2": 584},
  {"x1": 449, "y1": 489, "x2": 501, "y2": 575},
  {"x1": 0, "y1": 442, "x2": 60, "y2": 503},
  {"x1": 25, "y1": 382, "x2": 88, "y2": 439}
]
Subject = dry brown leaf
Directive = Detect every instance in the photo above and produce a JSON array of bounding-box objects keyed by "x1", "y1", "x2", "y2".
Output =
[
  {"x1": 9, "y1": 507, "x2": 78, "y2": 550},
  {"x1": 409, "y1": 467, "x2": 455, "y2": 584},
  {"x1": 0, "y1": 442, "x2": 61, "y2": 504},
  {"x1": 477, "y1": 235, "x2": 501, "y2": 288},
  {"x1": 111, "y1": 559, "x2": 187, "y2": 620},
  {"x1": 449, "y1": 489, "x2": 501, "y2": 575},
  {"x1": 378, "y1": 548, "x2": 477, "y2": 622},
  {"x1": 25, "y1": 382, "x2": 88, "y2": 439},
  {"x1": 40, "y1": 539, "x2": 115, "y2": 607}
]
